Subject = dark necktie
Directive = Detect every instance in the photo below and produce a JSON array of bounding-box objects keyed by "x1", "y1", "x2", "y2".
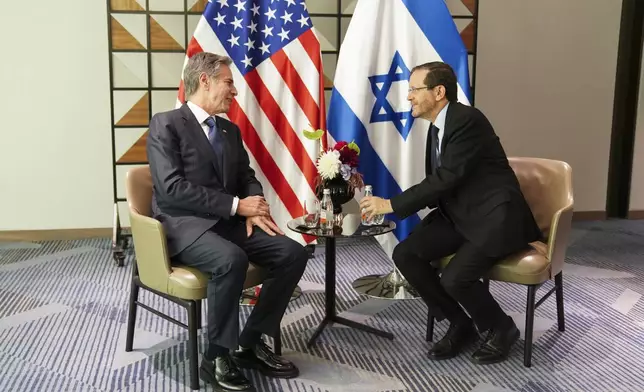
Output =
[
  {"x1": 204, "y1": 117, "x2": 224, "y2": 172},
  {"x1": 430, "y1": 124, "x2": 441, "y2": 173},
  {"x1": 430, "y1": 124, "x2": 450, "y2": 221}
]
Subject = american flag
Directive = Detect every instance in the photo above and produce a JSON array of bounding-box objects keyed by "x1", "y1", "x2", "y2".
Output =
[{"x1": 178, "y1": 0, "x2": 326, "y2": 244}]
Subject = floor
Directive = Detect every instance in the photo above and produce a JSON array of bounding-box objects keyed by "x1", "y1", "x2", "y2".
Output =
[{"x1": 1, "y1": 219, "x2": 644, "y2": 391}]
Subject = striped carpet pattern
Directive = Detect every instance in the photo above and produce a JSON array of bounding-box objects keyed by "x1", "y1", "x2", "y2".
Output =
[{"x1": 2, "y1": 220, "x2": 644, "y2": 391}]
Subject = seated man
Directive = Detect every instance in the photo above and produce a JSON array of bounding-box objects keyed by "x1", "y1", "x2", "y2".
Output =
[
  {"x1": 360, "y1": 62, "x2": 541, "y2": 365},
  {"x1": 147, "y1": 52, "x2": 308, "y2": 391}
]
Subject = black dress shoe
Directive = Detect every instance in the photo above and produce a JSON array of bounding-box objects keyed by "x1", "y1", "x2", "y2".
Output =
[
  {"x1": 199, "y1": 354, "x2": 254, "y2": 391},
  {"x1": 233, "y1": 340, "x2": 299, "y2": 378},
  {"x1": 471, "y1": 320, "x2": 520, "y2": 365},
  {"x1": 428, "y1": 320, "x2": 479, "y2": 360}
]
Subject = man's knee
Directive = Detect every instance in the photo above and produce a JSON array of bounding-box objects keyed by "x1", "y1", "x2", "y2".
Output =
[
  {"x1": 285, "y1": 238, "x2": 309, "y2": 271},
  {"x1": 440, "y1": 270, "x2": 471, "y2": 298},
  {"x1": 265, "y1": 236, "x2": 309, "y2": 273},
  {"x1": 219, "y1": 247, "x2": 249, "y2": 278},
  {"x1": 392, "y1": 240, "x2": 416, "y2": 269}
]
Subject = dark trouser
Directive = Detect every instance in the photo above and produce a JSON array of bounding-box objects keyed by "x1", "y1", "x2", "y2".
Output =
[
  {"x1": 173, "y1": 218, "x2": 308, "y2": 352},
  {"x1": 392, "y1": 213, "x2": 508, "y2": 332}
]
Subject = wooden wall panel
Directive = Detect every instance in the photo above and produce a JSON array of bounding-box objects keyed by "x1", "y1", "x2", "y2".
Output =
[
  {"x1": 111, "y1": 0, "x2": 144, "y2": 11},
  {"x1": 110, "y1": 17, "x2": 144, "y2": 50}
]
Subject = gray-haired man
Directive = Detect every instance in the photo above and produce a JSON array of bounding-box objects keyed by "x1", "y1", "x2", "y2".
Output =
[{"x1": 147, "y1": 52, "x2": 308, "y2": 391}]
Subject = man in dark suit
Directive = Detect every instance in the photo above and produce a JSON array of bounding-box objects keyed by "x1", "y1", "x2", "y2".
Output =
[
  {"x1": 360, "y1": 62, "x2": 541, "y2": 365},
  {"x1": 147, "y1": 52, "x2": 308, "y2": 391}
]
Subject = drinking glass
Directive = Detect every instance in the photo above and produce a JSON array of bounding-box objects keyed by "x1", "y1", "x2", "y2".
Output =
[{"x1": 303, "y1": 198, "x2": 320, "y2": 228}]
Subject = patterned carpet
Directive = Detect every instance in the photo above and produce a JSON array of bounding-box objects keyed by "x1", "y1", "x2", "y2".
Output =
[{"x1": 2, "y1": 220, "x2": 644, "y2": 391}]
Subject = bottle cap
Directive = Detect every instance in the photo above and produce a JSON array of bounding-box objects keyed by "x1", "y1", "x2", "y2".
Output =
[
  {"x1": 365, "y1": 185, "x2": 372, "y2": 191},
  {"x1": 323, "y1": 188, "x2": 330, "y2": 194}
]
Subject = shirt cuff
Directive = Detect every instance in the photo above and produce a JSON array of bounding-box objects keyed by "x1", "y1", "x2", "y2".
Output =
[{"x1": 230, "y1": 196, "x2": 239, "y2": 216}]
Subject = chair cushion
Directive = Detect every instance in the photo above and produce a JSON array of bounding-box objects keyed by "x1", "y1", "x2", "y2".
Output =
[
  {"x1": 167, "y1": 266, "x2": 208, "y2": 300},
  {"x1": 439, "y1": 242, "x2": 551, "y2": 285},
  {"x1": 166, "y1": 263, "x2": 267, "y2": 300}
]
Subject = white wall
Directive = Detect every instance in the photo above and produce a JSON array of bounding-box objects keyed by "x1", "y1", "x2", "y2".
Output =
[
  {"x1": 475, "y1": 0, "x2": 622, "y2": 213},
  {"x1": 0, "y1": 0, "x2": 113, "y2": 230},
  {"x1": 629, "y1": 46, "x2": 644, "y2": 212}
]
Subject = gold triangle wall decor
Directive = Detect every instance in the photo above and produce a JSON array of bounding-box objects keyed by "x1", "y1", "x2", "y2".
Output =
[
  {"x1": 150, "y1": 16, "x2": 184, "y2": 50},
  {"x1": 189, "y1": 0, "x2": 208, "y2": 13},
  {"x1": 460, "y1": 21, "x2": 475, "y2": 52},
  {"x1": 116, "y1": 92, "x2": 149, "y2": 126},
  {"x1": 110, "y1": 0, "x2": 144, "y2": 11},
  {"x1": 461, "y1": 0, "x2": 476, "y2": 15},
  {"x1": 111, "y1": 16, "x2": 145, "y2": 50},
  {"x1": 324, "y1": 75, "x2": 334, "y2": 89},
  {"x1": 118, "y1": 130, "x2": 149, "y2": 163}
]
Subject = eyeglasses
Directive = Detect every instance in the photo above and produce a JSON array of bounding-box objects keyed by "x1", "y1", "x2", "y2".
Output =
[{"x1": 407, "y1": 86, "x2": 434, "y2": 93}]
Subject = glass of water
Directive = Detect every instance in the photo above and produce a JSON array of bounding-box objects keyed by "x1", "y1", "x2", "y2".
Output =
[{"x1": 303, "y1": 198, "x2": 320, "y2": 228}]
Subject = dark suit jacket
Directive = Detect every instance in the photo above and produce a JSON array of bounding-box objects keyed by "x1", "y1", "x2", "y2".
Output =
[
  {"x1": 146, "y1": 103, "x2": 263, "y2": 257},
  {"x1": 390, "y1": 102, "x2": 541, "y2": 257}
]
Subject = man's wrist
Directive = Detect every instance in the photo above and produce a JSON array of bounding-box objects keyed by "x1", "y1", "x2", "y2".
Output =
[
  {"x1": 385, "y1": 199, "x2": 394, "y2": 214},
  {"x1": 230, "y1": 196, "x2": 239, "y2": 216}
]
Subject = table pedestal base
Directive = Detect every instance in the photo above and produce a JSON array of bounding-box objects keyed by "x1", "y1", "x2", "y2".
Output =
[
  {"x1": 307, "y1": 315, "x2": 394, "y2": 347},
  {"x1": 352, "y1": 269, "x2": 421, "y2": 300}
]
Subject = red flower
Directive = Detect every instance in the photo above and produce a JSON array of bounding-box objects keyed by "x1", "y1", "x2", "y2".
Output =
[
  {"x1": 339, "y1": 146, "x2": 359, "y2": 167},
  {"x1": 333, "y1": 141, "x2": 348, "y2": 151}
]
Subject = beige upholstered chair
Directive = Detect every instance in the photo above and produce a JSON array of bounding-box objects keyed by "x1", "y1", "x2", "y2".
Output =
[
  {"x1": 426, "y1": 157, "x2": 573, "y2": 367},
  {"x1": 124, "y1": 166, "x2": 277, "y2": 390}
]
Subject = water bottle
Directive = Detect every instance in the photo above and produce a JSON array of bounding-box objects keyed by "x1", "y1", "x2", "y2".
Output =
[
  {"x1": 372, "y1": 210, "x2": 385, "y2": 225},
  {"x1": 362, "y1": 185, "x2": 374, "y2": 226},
  {"x1": 320, "y1": 189, "x2": 334, "y2": 230},
  {"x1": 370, "y1": 185, "x2": 385, "y2": 225}
]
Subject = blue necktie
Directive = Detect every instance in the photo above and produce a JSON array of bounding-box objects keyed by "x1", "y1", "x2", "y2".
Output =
[{"x1": 204, "y1": 117, "x2": 224, "y2": 172}]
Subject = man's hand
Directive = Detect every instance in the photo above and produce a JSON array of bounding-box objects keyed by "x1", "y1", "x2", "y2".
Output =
[
  {"x1": 237, "y1": 196, "x2": 270, "y2": 217},
  {"x1": 359, "y1": 196, "x2": 393, "y2": 219},
  {"x1": 246, "y1": 215, "x2": 285, "y2": 237}
]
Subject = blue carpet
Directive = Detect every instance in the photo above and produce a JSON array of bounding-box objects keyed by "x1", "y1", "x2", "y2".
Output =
[{"x1": 1, "y1": 220, "x2": 644, "y2": 391}]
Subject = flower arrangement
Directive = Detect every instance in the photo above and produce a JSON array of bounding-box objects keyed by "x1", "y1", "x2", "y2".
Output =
[{"x1": 303, "y1": 129, "x2": 365, "y2": 194}]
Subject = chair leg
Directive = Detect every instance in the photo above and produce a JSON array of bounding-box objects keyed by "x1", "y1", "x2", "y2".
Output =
[
  {"x1": 125, "y1": 266, "x2": 140, "y2": 352},
  {"x1": 187, "y1": 301, "x2": 200, "y2": 390},
  {"x1": 426, "y1": 310, "x2": 434, "y2": 342},
  {"x1": 555, "y1": 272, "x2": 565, "y2": 332},
  {"x1": 524, "y1": 285, "x2": 537, "y2": 367},
  {"x1": 195, "y1": 300, "x2": 202, "y2": 330},
  {"x1": 274, "y1": 332, "x2": 282, "y2": 356}
]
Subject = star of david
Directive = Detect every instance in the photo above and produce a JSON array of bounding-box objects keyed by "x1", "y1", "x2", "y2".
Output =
[{"x1": 368, "y1": 51, "x2": 415, "y2": 139}]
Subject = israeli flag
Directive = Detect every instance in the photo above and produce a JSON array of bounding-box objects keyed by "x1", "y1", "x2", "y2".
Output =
[{"x1": 328, "y1": 0, "x2": 471, "y2": 258}]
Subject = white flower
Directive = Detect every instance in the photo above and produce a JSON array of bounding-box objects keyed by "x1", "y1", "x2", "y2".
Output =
[{"x1": 317, "y1": 150, "x2": 341, "y2": 180}]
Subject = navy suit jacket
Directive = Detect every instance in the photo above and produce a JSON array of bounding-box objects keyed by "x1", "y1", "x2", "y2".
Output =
[{"x1": 146, "y1": 103, "x2": 263, "y2": 256}]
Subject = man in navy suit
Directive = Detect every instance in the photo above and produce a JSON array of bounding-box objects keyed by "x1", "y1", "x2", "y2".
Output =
[{"x1": 147, "y1": 52, "x2": 307, "y2": 391}]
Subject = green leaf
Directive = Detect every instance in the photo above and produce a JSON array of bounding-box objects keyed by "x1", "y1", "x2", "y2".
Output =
[
  {"x1": 303, "y1": 129, "x2": 324, "y2": 140},
  {"x1": 347, "y1": 141, "x2": 360, "y2": 154}
]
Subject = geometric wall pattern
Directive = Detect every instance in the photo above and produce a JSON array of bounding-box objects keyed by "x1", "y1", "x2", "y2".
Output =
[{"x1": 108, "y1": 0, "x2": 479, "y2": 226}]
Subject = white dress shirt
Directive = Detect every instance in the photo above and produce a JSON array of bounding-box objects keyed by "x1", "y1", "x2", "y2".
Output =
[
  {"x1": 186, "y1": 101, "x2": 239, "y2": 216},
  {"x1": 432, "y1": 102, "x2": 450, "y2": 154}
]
